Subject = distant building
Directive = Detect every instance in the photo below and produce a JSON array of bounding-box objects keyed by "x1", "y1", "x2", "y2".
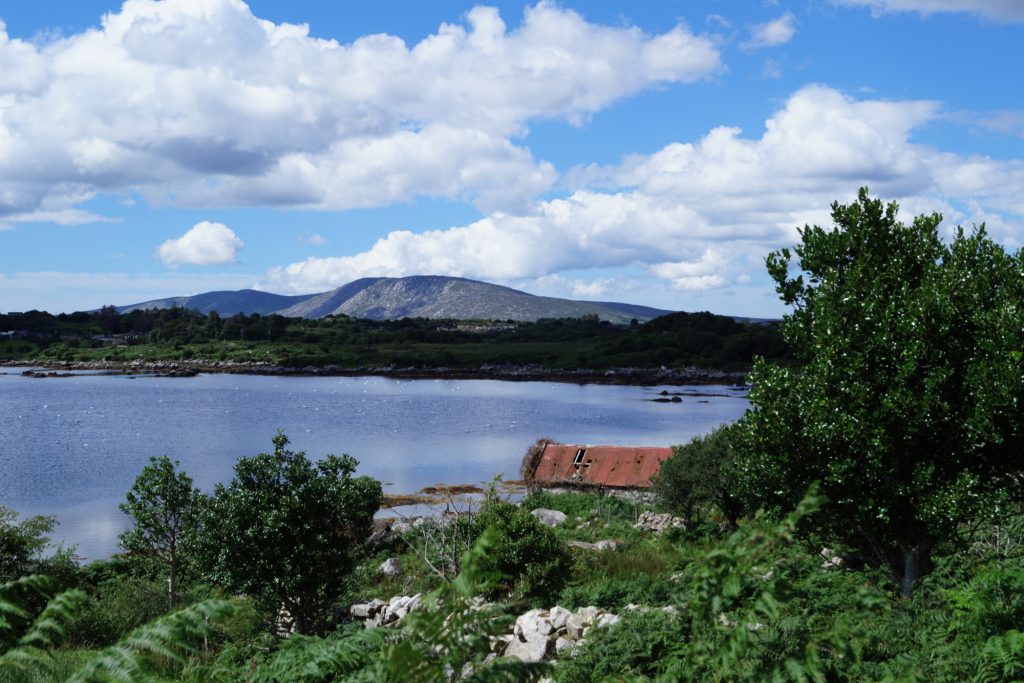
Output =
[{"x1": 522, "y1": 440, "x2": 674, "y2": 489}]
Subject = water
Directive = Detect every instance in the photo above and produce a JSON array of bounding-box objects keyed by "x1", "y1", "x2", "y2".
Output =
[{"x1": 0, "y1": 367, "x2": 748, "y2": 560}]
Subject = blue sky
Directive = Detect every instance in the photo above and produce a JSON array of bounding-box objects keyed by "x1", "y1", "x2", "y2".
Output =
[{"x1": 0, "y1": 0, "x2": 1021, "y2": 316}]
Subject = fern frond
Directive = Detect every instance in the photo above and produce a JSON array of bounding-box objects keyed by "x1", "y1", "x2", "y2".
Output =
[
  {"x1": 974, "y1": 630, "x2": 1024, "y2": 683},
  {"x1": 17, "y1": 588, "x2": 87, "y2": 651},
  {"x1": 249, "y1": 629, "x2": 385, "y2": 683},
  {"x1": 0, "y1": 576, "x2": 55, "y2": 640},
  {"x1": 68, "y1": 598, "x2": 235, "y2": 683}
]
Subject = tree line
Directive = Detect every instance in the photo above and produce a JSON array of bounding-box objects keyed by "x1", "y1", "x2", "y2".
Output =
[{"x1": 3, "y1": 306, "x2": 790, "y2": 371}]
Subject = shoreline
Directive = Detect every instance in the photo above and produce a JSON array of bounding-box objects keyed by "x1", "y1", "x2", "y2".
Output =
[{"x1": 2, "y1": 358, "x2": 747, "y2": 386}]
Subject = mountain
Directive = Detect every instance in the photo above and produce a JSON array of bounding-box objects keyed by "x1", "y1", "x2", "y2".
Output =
[
  {"x1": 116, "y1": 289, "x2": 311, "y2": 316},
  {"x1": 115, "y1": 276, "x2": 673, "y2": 323}
]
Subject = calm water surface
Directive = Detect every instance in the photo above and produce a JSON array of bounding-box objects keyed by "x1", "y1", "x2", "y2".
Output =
[{"x1": 0, "y1": 368, "x2": 748, "y2": 559}]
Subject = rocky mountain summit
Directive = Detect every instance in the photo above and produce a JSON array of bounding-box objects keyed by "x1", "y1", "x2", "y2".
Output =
[{"x1": 114, "y1": 275, "x2": 672, "y2": 323}]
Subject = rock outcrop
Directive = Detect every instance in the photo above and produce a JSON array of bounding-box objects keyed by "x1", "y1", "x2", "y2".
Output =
[{"x1": 634, "y1": 511, "x2": 687, "y2": 533}]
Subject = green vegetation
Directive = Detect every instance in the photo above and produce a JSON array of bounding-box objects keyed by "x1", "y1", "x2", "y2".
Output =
[
  {"x1": 0, "y1": 307, "x2": 787, "y2": 372},
  {"x1": 119, "y1": 456, "x2": 203, "y2": 610},
  {"x1": 737, "y1": 188, "x2": 1024, "y2": 596},
  {"x1": 3, "y1": 189, "x2": 1023, "y2": 680},
  {"x1": 198, "y1": 432, "x2": 382, "y2": 636},
  {"x1": 651, "y1": 424, "x2": 744, "y2": 527}
]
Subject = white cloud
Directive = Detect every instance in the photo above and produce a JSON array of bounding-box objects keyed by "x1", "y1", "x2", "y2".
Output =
[
  {"x1": 298, "y1": 233, "x2": 327, "y2": 246},
  {"x1": 742, "y1": 13, "x2": 796, "y2": 50},
  {"x1": 0, "y1": 1, "x2": 721, "y2": 223},
  {"x1": 157, "y1": 221, "x2": 244, "y2": 266},
  {"x1": 836, "y1": 0, "x2": 1024, "y2": 21},
  {"x1": 649, "y1": 250, "x2": 728, "y2": 290},
  {"x1": 261, "y1": 85, "x2": 1024, "y2": 294}
]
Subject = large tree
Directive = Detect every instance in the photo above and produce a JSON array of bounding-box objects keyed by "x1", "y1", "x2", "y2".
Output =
[
  {"x1": 738, "y1": 188, "x2": 1024, "y2": 596},
  {"x1": 197, "y1": 432, "x2": 381, "y2": 635},
  {"x1": 119, "y1": 456, "x2": 203, "y2": 609}
]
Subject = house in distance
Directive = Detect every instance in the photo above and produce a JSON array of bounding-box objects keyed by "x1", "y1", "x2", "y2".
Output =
[{"x1": 521, "y1": 439, "x2": 673, "y2": 489}]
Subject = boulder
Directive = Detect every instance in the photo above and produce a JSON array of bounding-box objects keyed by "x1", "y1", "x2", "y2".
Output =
[
  {"x1": 514, "y1": 609, "x2": 553, "y2": 637},
  {"x1": 575, "y1": 606, "x2": 601, "y2": 625},
  {"x1": 505, "y1": 633, "x2": 553, "y2": 662},
  {"x1": 531, "y1": 508, "x2": 568, "y2": 527},
  {"x1": 549, "y1": 606, "x2": 573, "y2": 631},
  {"x1": 595, "y1": 613, "x2": 620, "y2": 629},
  {"x1": 554, "y1": 637, "x2": 576, "y2": 655},
  {"x1": 565, "y1": 614, "x2": 586, "y2": 640},
  {"x1": 350, "y1": 599, "x2": 385, "y2": 619},
  {"x1": 380, "y1": 557, "x2": 403, "y2": 577}
]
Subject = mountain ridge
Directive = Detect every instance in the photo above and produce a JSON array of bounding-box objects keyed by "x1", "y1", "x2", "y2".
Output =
[{"x1": 114, "y1": 276, "x2": 673, "y2": 324}]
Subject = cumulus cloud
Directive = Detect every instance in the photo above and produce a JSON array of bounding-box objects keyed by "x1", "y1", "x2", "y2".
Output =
[
  {"x1": 261, "y1": 85, "x2": 1024, "y2": 294},
  {"x1": 742, "y1": 13, "x2": 796, "y2": 50},
  {"x1": 836, "y1": 0, "x2": 1024, "y2": 21},
  {"x1": 157, "y1": 221, "x2": 244, "y2": 266},
  {"x1": 0, "y1": 1, "x2": 721, "y2": 223}
]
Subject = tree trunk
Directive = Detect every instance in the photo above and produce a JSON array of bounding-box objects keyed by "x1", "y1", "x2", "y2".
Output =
[
  {"x1": 897, "y1": 537, "x2": 934, "y2": 598},
  {"x1": 168, "y1": 561, "x2": 176, "y2": 610}
]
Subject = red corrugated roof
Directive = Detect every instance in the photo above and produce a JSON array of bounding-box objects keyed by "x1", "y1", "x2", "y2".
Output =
[{"x1": 530, "y1": 443, "x2": 673, "y2": 489}]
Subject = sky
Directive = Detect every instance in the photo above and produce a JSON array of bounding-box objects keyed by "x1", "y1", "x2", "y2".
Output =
[{"x1": 0, "y1": 0, "x2": 1021, "y2": 317}]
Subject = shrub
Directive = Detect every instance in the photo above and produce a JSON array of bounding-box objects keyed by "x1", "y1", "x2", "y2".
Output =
[
  {"x1": 652, "y1": 424, "x2": 743, "y2": 526},
  {"x1": 471, "y1": 497, "x2": 572, "y2": 604}
]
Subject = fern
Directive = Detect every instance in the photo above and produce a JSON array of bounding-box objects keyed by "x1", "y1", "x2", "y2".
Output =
[
  {"x1": 247, "y1": 630, "x2": 385, "y2": 683},
  {"x1": 974, "y1": 630, "x2": 1024, "y2": 683},
  {"x1": 244, "y1": 529, "x2": 549, "y2": 683},
  {"x1": 357, "y1": 529, "x2": 546, "y2": 682},
  {"x1": 0, "y1": 576, "x2": 86, "y2": 680},
  {"x1": 68, "y1": 598, "x2": 234, "y2": 683}
]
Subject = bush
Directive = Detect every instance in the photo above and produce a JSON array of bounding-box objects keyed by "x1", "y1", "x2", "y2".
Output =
[
  {"x1": 69, "y1": 574, "x2": 169, "y2": 646},
  {"x1": 197, "y1": 431, "x2": 382, "y2": 635},
  {"x1": 652, "y1": 424, "x2": 743, "y2": 526},
  {"x1": 471, "y1": 497, "x2": 572, "y2": 604}
]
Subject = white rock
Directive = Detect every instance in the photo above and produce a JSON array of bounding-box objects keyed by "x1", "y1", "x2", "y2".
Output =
[
  {"x1": 566, "y1": 614, "x2": 586, "y2": 640},
  {"x1": 515, "y1": 609, "x2": 553, "y2": 637},
  {"x1": 549, "y1": 606, "x2": 573, "y2": 631},
  {"x1": 380, "y1": 557, "x2": 402, "y2": 577},
  {"x1": 595, "y1": 613, "x2": 620, "y2": 629},
  {"x1": 531, "y1": 508, "x2": 568, "y2": 527},
  {"x1": 555, "y1": 637, "x2": 576, "y2": 655},
  {"x1": 504, "y1": 633, "x2": 552, "y2": 662},
  {"x1": 569, "y1": 540, "x2": 618, "y2": 551},
  {"x1": 820, "y1": 547, "x2": 844, "y2": 569},
  {"x1": 350, "y1": 602, "x2": 375, "y2": 618},
  {"x1": 574, "y1": 606, "x2": 600, "y2": 626}
]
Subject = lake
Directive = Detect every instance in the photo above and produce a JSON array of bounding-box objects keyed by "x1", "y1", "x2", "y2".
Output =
[{"x1": 0, "y1": 367, "x2": 749, "y2": 559}]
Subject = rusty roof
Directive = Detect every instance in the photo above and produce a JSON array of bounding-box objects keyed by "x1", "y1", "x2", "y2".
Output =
[{"x1": 529, "y1": 443, "x2": 674, "y2": 489}]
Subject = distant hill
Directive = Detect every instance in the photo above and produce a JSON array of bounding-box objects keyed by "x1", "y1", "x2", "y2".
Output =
[
  {"x1": 115, "y1": 276, "x2": 673, "y2": 323},
  {"x1": 116, "y1": 289, "x2": 310, "y2": 316}
]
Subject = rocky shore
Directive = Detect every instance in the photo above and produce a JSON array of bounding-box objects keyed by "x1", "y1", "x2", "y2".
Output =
[{"x1": 2, "y1": 358, "x2": 747, "y2": 386}]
